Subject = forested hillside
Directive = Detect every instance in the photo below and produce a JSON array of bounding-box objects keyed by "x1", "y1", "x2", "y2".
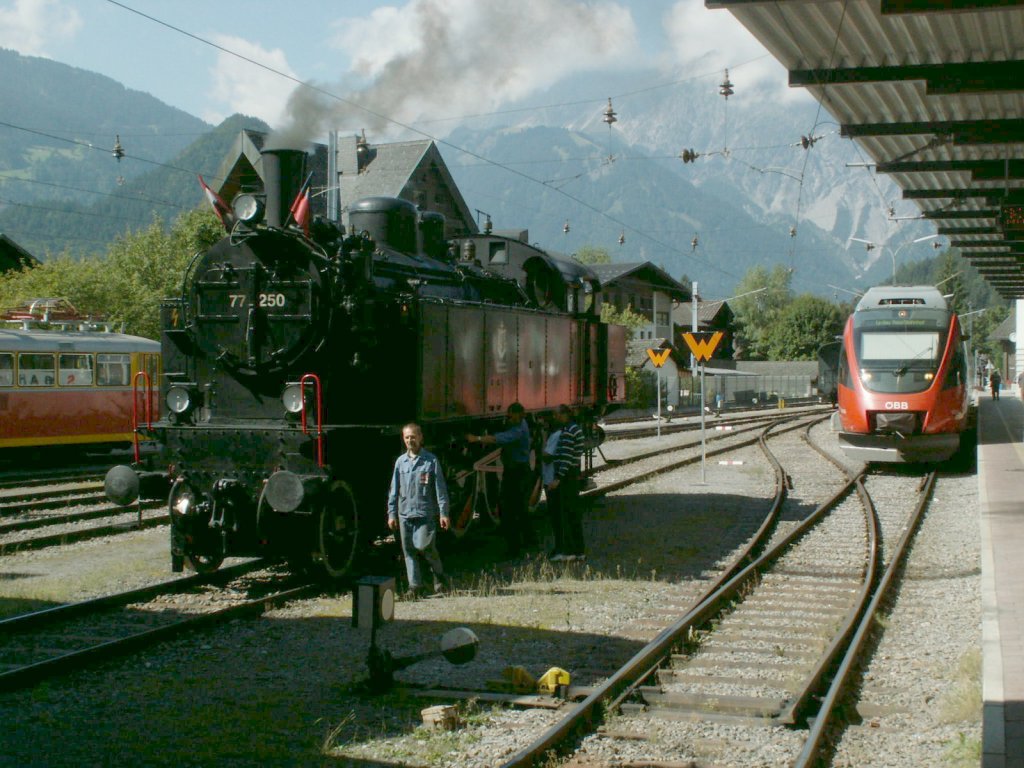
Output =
[{"x1": 0, "y1": 48, "x2": 269, "y2": 258}]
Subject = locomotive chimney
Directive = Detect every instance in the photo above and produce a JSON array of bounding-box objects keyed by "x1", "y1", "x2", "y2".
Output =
[{"x1": 261, "y1": 148, "x2": 307, "y2": 229}]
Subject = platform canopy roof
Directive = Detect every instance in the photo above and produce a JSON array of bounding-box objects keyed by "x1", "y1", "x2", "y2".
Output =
[{"x1": 706, "y1": 0, "x2": 1024, "y2": 298}]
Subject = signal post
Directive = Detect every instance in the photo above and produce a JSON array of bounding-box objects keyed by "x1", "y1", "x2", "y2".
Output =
[
  {"x1": 646, "y1": 347, "x2": 672, "y2": 437},
  {"x1": 681, "y1": 330, "x2": 724, "y2": 484}
]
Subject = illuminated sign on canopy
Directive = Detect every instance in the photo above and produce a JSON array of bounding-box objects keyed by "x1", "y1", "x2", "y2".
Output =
[{"x1": 1000, "y1": 203, "x2": 1024, "y2": 235}]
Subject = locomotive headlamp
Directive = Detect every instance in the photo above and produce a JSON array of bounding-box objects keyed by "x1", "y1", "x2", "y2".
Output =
[
  {"x1": 166, "y1": 386, "x2": 192, "y2": 414},
  {"x1": 282, "y1": 382, "x2": 305, "y2": 413},
  {"x1": 232, "y1": 193, "x2": 264, "y2": 225},
  {"x1": 170, "y1": 485, "x2": 197, "y2": 517}
]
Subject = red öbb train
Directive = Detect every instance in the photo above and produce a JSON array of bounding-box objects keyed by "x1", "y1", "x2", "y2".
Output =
[{"x1": 834, "y1": 285, "x2": 972, "y2": 463}]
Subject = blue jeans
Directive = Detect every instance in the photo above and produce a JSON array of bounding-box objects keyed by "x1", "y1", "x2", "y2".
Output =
[{"x1": 398, "y1": 516, "x2": 444, "y2": 589}]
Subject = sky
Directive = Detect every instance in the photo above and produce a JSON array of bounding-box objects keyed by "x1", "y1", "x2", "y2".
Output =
[{"x1": 0, "y1": 0, "x2": 794, "y2": 136}]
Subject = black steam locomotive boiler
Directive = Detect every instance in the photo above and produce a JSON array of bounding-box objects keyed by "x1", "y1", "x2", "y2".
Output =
[{"x1": 105, "y1": 147, "x2": 626, "y2": 579}]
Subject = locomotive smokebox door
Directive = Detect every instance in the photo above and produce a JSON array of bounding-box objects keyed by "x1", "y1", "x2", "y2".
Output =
[{"x1": 352, "y1": 576, "x2": 395, "y2": 630}]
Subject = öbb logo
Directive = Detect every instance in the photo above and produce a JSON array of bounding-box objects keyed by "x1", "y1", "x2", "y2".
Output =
[{"x1": 884, "y1": 401, "x2": 910, "y2": 410}]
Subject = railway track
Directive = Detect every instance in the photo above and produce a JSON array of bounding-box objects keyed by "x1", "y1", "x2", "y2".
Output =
[
  {"x1": 0, "y1": 481, "x2": 168, "y2": 553},
  {"x1": 499, "y1": 415, "x2": 936, "y2": 767},
  {"x1": 0, "y1": 560, "x2": 315, "y2": 692},
  {"x1": 0, "y1": 466, "x2": 106, "y2": 491},
  {"x1": 599, "y1": 403, "x2": 828, "y2": 443}
]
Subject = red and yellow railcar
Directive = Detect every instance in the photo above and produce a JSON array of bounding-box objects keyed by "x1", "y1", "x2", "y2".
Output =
[{"x1": 0, "y1": 326, "x2": 160, "y2": 450}]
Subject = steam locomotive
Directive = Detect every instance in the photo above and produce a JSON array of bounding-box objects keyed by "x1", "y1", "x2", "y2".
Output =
[
  {"x1": 833, "y1": 285, "x2": 972, "y2": 463},
  {"x1": 105, "y1": 147, "x2": 626, "y2": 579}
]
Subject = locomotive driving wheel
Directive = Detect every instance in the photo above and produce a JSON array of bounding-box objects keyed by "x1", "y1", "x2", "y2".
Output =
[
  {"x1": 187, "y1": 552, "x2": 224, "y2": 574},
  {"x1": 314, "y1": 481, "x2": 359, "y2": 580}
]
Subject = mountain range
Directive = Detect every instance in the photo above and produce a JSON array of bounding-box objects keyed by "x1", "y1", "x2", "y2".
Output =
[{"x1": 0, "y1": 48, "x2": 939, "y2": 298}]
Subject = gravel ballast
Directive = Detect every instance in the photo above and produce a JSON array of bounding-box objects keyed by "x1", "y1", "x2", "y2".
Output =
[{"x1": 0, "y1": 421, "x2": 982, "y2": 767}]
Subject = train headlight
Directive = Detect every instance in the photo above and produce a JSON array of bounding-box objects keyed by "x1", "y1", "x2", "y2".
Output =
[
  {"x1": 167, "y1": 386, "x2": 192, "y2": 414},
  {"x1": 171, "y1": 485, "x2": 197, "y2": 517},
  {"x1": 232, "y1": 193, "x2": 264, "y2": 225},
  {"x1": 282, "y1": 383, "x2": 305, "y2": 414},
  {"x1": 861, "y1": 371, "x2": 873, "y2": 383},
  {"x1": 923, "y1": 371, "x2": 935, "y2": 381}
]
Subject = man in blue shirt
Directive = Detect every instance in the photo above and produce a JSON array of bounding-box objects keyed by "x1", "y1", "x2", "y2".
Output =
[
  {"x1": 388, "y1": 423, "x2": 450, "y2": 598},
  {"x1": 467, "y1": 402, "x2": 533, "y2": 557}
]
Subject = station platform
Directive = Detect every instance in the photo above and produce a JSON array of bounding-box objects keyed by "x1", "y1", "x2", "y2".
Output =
[{"x1": 979, "y1": 391, "x2": 1024, "y2": 767}]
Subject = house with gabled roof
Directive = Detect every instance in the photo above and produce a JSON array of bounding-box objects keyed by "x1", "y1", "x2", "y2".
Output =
[
  {"x1": 215, "y1": 130, "x2": 477, "y2": 238},
  {"x1": 672, "y1": 299, "x2": 736, "y2": 361},
  {"x1": 588, "y1": 262, "x2": 690, "y2": 342}
]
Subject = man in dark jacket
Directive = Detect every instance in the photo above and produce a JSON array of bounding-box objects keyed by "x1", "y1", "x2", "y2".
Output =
[
  {"x1": 467, "y1": 402, "x2": 532, "y2": 557},
  {"x1": 548, "y1": 405, "x2": 585, "y2": 562}
]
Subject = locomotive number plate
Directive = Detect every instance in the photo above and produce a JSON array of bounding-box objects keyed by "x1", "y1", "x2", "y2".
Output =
[{"x1": 227, "y1": 293, "x2": 287, "y2": 308}]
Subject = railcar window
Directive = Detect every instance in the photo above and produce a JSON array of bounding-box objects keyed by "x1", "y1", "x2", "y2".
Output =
[
  {"x1": 97, "y1": 353, "x2": 130, "y2": 386},
  {"x1": 18, "y1": 353, "x2": 55, "y2": 387},
  {"x1": 0, "y1": 353, "x2": 12, "y2": 387},
  {"x1": 860, "y1": 332, "x2": 939, "y2": 361},
  {"x1": 59, "y1": 353, "x2": 94, "y2": 386}
]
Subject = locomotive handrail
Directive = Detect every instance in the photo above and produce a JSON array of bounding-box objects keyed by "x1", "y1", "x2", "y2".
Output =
[
  {"x1": 299, "y1": 372, "x2": 324, "y2": 467},
  {"x1": 131, "y1": 370, "x2": 154, "y2": 464}
]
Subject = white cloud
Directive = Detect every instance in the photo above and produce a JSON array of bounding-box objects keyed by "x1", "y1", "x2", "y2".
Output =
[
  {"x1": 0, "y1": 0, "x2": 81, "y2": 56},
  {"x1": 663, "y1": 2, "x2": 806, "y2": 104},
  {"x1": 323, "y1": 0, "x2": 641, "y2": 130},
  {"x1": 203, "y1": 35, "x2": 300, "y2": 127}
]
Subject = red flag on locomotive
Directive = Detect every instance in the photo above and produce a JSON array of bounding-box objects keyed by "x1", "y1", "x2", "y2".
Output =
[{"x1": 198, "y1": 174, "x2": 235, "y2": 230}]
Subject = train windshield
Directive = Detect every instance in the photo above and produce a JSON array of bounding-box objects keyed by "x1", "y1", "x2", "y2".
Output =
[{"x1": 852, "y1": 308, "x2": 949, "y2": 394}]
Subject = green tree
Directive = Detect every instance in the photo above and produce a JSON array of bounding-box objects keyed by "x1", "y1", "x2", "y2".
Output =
[
  {"x1": 601, "y1": 302, "x2": 646, "y2": 339},
  {"x1": 765, "y1": 294, "x2": 846, "y2": 360},
  {"x1": 729, "y1": 265, "x2": 794, "y2": 359},
  {"x1": 973, "y1": 303, "x2": 1010, "y2": 365},
  {"x1": 934, "y1": 250, "x2": 969, "y2": 316},
  {"x1": 574, "y1": 245, "x2": 612, "y2": 265},
  {"x1": 0, "y1": 208, "x2": 223, "y2": 338}
]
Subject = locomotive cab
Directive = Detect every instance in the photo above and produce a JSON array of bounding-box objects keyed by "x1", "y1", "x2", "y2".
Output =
[{"x1": 454, "y1": 232, "x2": 600, "y2": 315}]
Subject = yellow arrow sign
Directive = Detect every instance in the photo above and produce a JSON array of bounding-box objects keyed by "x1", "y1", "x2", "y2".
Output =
[
  {"x1": 646, "y1": 348, "x2": 671, "y2": 368},
  {"x1": 682, "y1": 331, "x2": 723, "y2": 363}
]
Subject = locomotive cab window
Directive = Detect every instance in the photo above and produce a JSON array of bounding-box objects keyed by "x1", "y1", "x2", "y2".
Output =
[
  {"x1": 59, "y1": 353, "x2": 94, "y2": 386},
  {"x1": 97, "y1": 353, "x2": 130, "y2": 386},
  {"x1": 18, "y1": 353, "x2": 55, "y2": 387},
  {"x1": 488, "y1": 242, "x2": 507, "y2": 265},
  {"x1": 0, "y1": 353, "x2": 11, "y2": 387}
]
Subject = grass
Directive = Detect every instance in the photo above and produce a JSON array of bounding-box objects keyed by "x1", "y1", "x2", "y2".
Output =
[
  {"x1": 453, "y1": 553, "x2": 664, "y2": 630},
  {"x1": 938, "y1": 648, "x2": 982, "y2": 725},
  {"x1": 943, "y1": 731, "x2": 982, "y2": 767},
  {"x1": 324, "y1": 699, "x2": 494, "y2": 764}
]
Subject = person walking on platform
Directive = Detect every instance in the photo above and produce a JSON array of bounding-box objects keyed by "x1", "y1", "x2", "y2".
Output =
[
  {"x1": 467, "y1": 402, "x2": 533, "y2": 558},
  {"x1": 991, "y1": 368, "x2": 1002, "y2": 400},
  {"x1": 548, "y1": 405, "x2": 585, "y2": 562},
  {"x1": 387, "y1": 423, "x2": 450, "y2": 598}
]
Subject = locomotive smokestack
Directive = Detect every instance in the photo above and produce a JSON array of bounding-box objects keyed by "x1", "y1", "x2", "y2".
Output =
[{"x1": 261, "y1": 148, "x2": 307, "y2": 229}]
